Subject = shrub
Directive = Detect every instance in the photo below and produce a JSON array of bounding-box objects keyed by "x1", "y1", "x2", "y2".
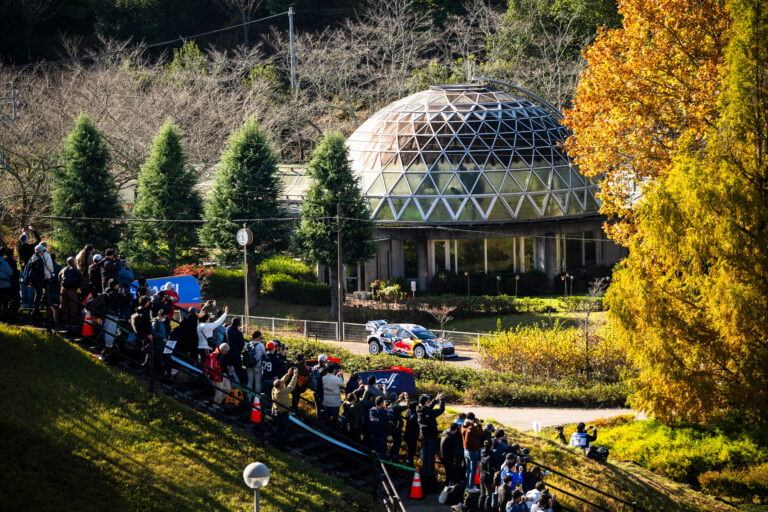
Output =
[
  {"x1": 263, "y1": 273, "x2": 330, "y2": 306},
  {"x1": 479, "y1": 321, "x2": 627, "y2": 383},
  {"x1": 558, "y1": 295, "x2": 605, "y2": 312},
  {"x1": 519, "y1": 269, "x2": 549, "y2": 295},
  {"x1": 597, "y1": 420, "x2": 768, "y2": 487},
  {"x1": 699, "y1": 464, "x2": 768, "y2": 504},
  {"x1": 257, "y1": 255, "x2": 314, "y2": 282},
  {"x1": 206, "y1": 268, "x2": 243, "y2": 297},
  {"x1": 132, "y1": 263, "x2": 173, "y2": 278},
  {"x1": 429, "y1": 270, "x2": 461, "y2": 295}
]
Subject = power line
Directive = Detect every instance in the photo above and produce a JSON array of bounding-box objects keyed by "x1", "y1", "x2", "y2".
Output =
[{"x1": 7, "y1": 11, "x2": 290, "y2": 71}]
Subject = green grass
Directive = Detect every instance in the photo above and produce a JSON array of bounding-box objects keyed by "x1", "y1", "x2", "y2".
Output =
[
  {"x1": 0, "y1": 324, "x2": 375, "y2": 512},
  {"x1": 447, "y1": 309, "x2": 606, "y2": 333},
  {"x1": 435, "y1": 412, "x2": 736, "y2": 512}
]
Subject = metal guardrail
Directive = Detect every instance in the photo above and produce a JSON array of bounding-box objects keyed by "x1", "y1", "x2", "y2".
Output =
[{"x1": 236, "y1": 314, "x2": 492, "y2": 348}]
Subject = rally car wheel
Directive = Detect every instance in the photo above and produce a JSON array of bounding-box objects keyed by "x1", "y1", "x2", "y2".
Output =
[
  {"x1": 413, "y1": 345, "x2": 426, "y2": 359},
  {"x1": 368, "y1": 340, "x2": 382, "y2": 355}
]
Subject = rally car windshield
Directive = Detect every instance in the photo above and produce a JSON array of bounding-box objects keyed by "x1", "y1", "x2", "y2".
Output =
[{"x1": 412, "y1": 329, "x2": 437, "y2": 340}]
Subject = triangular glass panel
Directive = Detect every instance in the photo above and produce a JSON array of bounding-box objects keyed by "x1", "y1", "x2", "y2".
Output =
[
  {"x1": 484, "y1": 171, "x2": 506, "y2": 192},
  {"x1": 398, "y1": 135, "x2": 416, "y2": 151},
  {"x1": 367, "y1": 175, "x2": 386, "y2": 195},
  {"x1": 381, "y1": 151, "x2": 397, "y2": 169},
  {"x1": 502, "y1": 195, "x2": 524, "y2": 217},
  {"x1": 456, "y1": 153, "x2": 475, "y2": 171},
  {"x1": 390, "y1": 175, "x2": 411, "y2": 195},
  {"x1": 529, "y1": 193, "x2": 547, "y2": 213},
  {"x1": 399, "y1": 200, "x2": 423, "y2": 221},
  {"x1": 472, "y1": 196, "x2": 495, "y2": 217},
  {"x1": 494, "y1": 134, "x2": 513, "y2": 148},
  {"x1": 435, "y1": 123, "x2": 454, "y2": 135},
  {"x1": 443, "y1": 174, "x2": 466, "y2": 195},
  {"x1": 435, "y1": 134, "x2": 454, "y2": 150},
  {"x1": 509, "y1": 170, "x2": 529, "y2": 191},
  {"x1": 416, "y1": 135, "x2": 438, "y2": 152},
  {"x1": 527, "y1": 173, "x2": 548, "y2": 192},
  {"x1": 382, "y1": 172, "x2": 402, "y2": 192},
  {"x1": 428, "y1": 200, "x2": 453, "y2": 222},
  {"x1": 487, "y1": 197, "x2": 511, "y2": 220},
  {"x1": 374, "y1": 200, "x2": 396, "y2": 220},
  {"x1": 517, "y1": 149, "x2": 534, "y2": 166},
  {"x1": 499, "y1": 174, "x2": 524, "y2": 193},
  {"x1": 494, "y1": 150, "x2": 514, "y2": 167},
  {"x1": 568, "y1": 192, "x2": 583, "y2": 215},
  {"x1": 406, "y1": 173, "x2": 425, "y2": 190},
  {"x1": 585, "y1": 191, "x2": 600, "y2": 212},
  {"x1": 459, "y1": 172, "x2": 480, "y2": 192},
  {"x1": 391, "y1": 197, "x2": 409, "y2": 219},
  {"x1": 457, "y1": 201, "x2": 484, "y2": 222},
  {"x1": 406, "y1": 155, "x2": 428, "y2": 172},
  {"x1": 416, "y1": 175, "x2": 439, "y2": 195},
  {"x1": 551, "y1": 192, "x2": 568, "y2": 211},
  {"x1": 400, "y1": 152, "x2": 417, "y2": 170},
  {"x1": 431, "y1": 155, "x2": 452, "y2": 172},
  {"x1": 543, "y1": 197, "x2": 564, "y2": 217},
  {"x1": 368, "y1": 197, "x2": 383, "y2": 215},
  {"x1": 473, "y1": 174, "x2": 496, "y2": 194},
  {"x1": 508, "y1": 154, "x2": 529, "y2": 170},
  {"x1": 570, "y1": 167, "x2": 586, "y2": 186},
  {"x1": 533, "y1": 169, "x2": 551, "y2": 188},
  {"x1": 552, "y1": 170, "x2": 569, "y2": 190},
  {"x1": 421, "y1": 152, "x2": 439, "y2": 171},
  {"x1": 415, "y1": 196, "x2": 438, "y2": 217},
  {"x1": 484, "y1": 153, "x2": 505, "y2": 170},
  {"x1": 443, "y1": 197, "x2": 466, "y2": 217},
  {"x1": 515, "y1": 196, "x2": 539, "y2": 219}
]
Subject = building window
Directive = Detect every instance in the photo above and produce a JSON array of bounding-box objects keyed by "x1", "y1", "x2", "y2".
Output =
[
  {"x1": 404, "y1": 240, "x2": 418, "y2": 278},
  {"x1": 584, "y1": 232, "x2": 597, "y2": 266},
  {"x1": 486, "y1": 238, "x2": 516, "y2": 272},
  {"x1": 457, "y1": 239, "x2": 484, "y2": 272}
]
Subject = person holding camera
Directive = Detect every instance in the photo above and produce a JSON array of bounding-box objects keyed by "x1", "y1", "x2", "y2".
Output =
[
  {"x1": 417, "y1": 391, "x2": 445, "y2": 492},
  {"x1": 569, "y1": 422, "x2": 597, "y2": 448},
  {"x1": 322, "y1": 364, "x2": 345, "y2": 425}
]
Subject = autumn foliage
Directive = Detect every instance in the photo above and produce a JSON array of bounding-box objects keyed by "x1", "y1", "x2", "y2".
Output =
[
  {"x1": 563, "y1": 0, "x2": 730, "y2": 244},
  {"x1": 607, "y1": 0, "x2": 768, "y2": 424}
]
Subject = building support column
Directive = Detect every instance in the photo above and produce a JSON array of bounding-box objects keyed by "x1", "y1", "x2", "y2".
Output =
[
  {"x1": 427, "y1": 240, "x2": 436, "y2": 280},
  {"x1": 483, "y1": 239, "x2": 488, "y2": 274}
]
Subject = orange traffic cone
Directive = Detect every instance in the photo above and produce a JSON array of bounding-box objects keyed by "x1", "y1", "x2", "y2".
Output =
[
  {"x1": 82, "y1": 309, "x2": 94, "y2": 337},
  {"x1": 474, "y1": 465, "x2": 481, "y2": 486},
  {"x1": 409, "y1": 468, "x2": 424, "y2": 500},
  {"x1": 250, "y1": 395, "x2": 262, "y2": 423}
]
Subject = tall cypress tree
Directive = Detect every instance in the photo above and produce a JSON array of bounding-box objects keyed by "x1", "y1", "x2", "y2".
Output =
[
  {"x1": 293, "y1": 132, "x2": 374, "y2": 315},
  {"x1": 127, "y1": 120, "x2": 201, "y2": 268},
  {"x1": 52, "y1": 113, "x2": 123, "y2": 256},
  {"x1": 199, "y1": 119, "x2": 288, "y2": 304}
]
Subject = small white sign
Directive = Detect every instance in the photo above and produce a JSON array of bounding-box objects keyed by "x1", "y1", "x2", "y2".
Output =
[{"x1": 410, "y1": 281, "x2": 417, "y2": 292}]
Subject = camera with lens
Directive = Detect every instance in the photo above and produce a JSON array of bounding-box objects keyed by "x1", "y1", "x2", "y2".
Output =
[{"x1": 519, "y1": 447, "x2": 532, "y2": 463}]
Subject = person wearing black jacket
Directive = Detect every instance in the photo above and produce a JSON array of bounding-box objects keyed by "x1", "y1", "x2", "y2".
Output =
[
  {"x1": 440, "y1": 422, "x2": 462, "y2": 485},
  {"x1": 417, "y1": 392, "x2": 445, "y2": 492},
  {"x1": 404, "y1": 402, "x2": 420, "y2": 468},
  {"x1": 225, "y1": 318, "x2": 245, "y2": 383},
  {"x1": 100, "y1": 249, "x2": 121, "y2": 293},
  {"x1": 261, "y1": 341, "x2": 284, "y2": 406},
  {"x1": 291, "y1": 352, "x2": 311, "y2": 410},
  {"x1": 479, "y1": 439, "x2": 496, "y2": 512},
  {"x1": 131, "y1": 296, "x2": 154, "y2": 359},
  {"x1": 17, "y1": 228, "x2": 40, "y2": 271},
  {"x1": 88, "y1": 255, "x2": 103, "y2": 295}
]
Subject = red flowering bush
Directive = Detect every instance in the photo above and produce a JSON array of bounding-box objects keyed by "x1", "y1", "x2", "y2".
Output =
[{"x1": 173, "y1": 264, "x2": 213, "y2": 279}]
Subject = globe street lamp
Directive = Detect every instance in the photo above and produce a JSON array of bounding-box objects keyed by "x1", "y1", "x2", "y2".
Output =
[
  {"x1": 464, "y1": 271, "x2": 470, "y2": 297},
  {"x1": 569, "y1": 275, "x2": 574, "y2": 296},
  {"x1": 496, "y1": 274, "x2": 501, "y2": 296},
  {"x1": 243, "y1": 462, "x2": 270, "y2": 512},
  {"x1": 515, "y1": 274, "x2": 520, "y2": 297}
]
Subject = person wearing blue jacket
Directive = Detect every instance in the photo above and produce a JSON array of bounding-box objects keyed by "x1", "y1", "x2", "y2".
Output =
[{"x1": 369, "y1": 396, "x2": 391, "y2": 458}]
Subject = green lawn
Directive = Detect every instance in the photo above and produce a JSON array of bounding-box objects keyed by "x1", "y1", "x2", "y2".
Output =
[
  {"x1": 0, "y1": 325, "x2": 374, "y2": 512},
  {"x1": 446, "y1": 310, "x2": 606, "y2": 333}
]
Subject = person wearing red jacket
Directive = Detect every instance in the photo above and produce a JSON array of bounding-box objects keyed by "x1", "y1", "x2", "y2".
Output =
[
  {"x1": 162, "y1": 282, "x2": 179, "y2": 318},
  {"x1": 462, "y1": 414, "x2": 484, "y2": 491}
]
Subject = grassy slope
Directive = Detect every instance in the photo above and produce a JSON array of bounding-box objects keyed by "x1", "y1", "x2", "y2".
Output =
[
  {"x1": 0, "y1": 325, "x2": 374, "y2": 512},
  {"x1": 440, "y1": 409, "x2": 735, "y2": 512}
]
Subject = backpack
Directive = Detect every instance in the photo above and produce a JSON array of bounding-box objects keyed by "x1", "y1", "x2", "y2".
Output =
[
  {"x1": 61, "y1": 267, "x2": 79, "y2": 289},
  {"x1": 309, "y1": 365, "x2": 323, "y2": 392},
  {"x1": 242, "y1": 343, "x2": 257, "y2": 368},
  {"x1": 296, "y1": 370, "x2": 308, "y2": 388},
  {"x1": 23, "y1": 256, "x2": 43, "y2": 284},
  {"x1": 585, "y1": 445, "x2": 609, "y2": 463}
]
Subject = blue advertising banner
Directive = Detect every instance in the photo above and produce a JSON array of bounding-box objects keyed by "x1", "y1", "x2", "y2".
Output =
[
  {"x1": 132, "y1": 275, "x2": 201, "y2": 310},
  {"x1": 353, "y1": 369, "x2": 417, "y2": 395}
]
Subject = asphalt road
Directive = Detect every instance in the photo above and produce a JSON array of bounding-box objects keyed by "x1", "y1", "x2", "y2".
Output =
[{"x1": 328, "y1": 339, "x2": 483, "y2": 369}]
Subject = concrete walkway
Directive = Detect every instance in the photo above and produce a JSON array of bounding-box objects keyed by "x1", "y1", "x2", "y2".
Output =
[{"x1": 446, "y1": 405, "x2": 644, "y2": 430}]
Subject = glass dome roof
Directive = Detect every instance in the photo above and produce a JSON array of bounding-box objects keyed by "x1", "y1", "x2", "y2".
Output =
[{"x1": 347, "y1": 84, "x2": 600, "y2": 223}]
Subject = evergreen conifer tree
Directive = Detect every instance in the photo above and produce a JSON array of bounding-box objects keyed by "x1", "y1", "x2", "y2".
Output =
[
  {"x1": 51, "y1": 113, "x2": 122, "y2": 256},
  {"x1": 294, "y1": 132, "x2": 374, "y2": 314},
  {"x1": 126, "y1": 120, "x2": 201, "y2": 268},
  {"x1": 199, "y1": 119, "x2": 287, "y2": 304}
]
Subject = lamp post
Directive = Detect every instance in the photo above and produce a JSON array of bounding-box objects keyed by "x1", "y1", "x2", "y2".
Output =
[
  {"x1": 464, "y1": 271, "x2": 470, "y2": 297},
  {"x1": 561, "y1": 274, "x2": 567, "y2": 296},
  {"x1": 569, "y1": 275, "x2": 574, "y2": 296},
  {"x1": 243, "y1": 462, "x2": 270, "y2": 512},
  {"x1": 515, "y1": 274, "x2": 520, "y2": 297},
  {"x1": 496, "y1": 274, "x2": 501, "y2": 296}
]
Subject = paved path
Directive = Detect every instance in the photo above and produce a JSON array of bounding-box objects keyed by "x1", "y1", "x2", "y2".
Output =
[
  {"x1": 328, "y1": 339, "x2": 483, "y2": 369},
  {"x1": 446, "y1": 405, "x2": 644, "y2": 430}
]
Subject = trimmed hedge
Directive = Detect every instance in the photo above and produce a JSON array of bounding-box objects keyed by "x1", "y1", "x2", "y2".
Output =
[
  {"x1": 274, "y1": 337, "x2": 629, "y2": 408},
  {"x1": 257, "y1": 255, "x2": 315, "y2": 282},
  {"x1": 263, "y1": 273, "x2": 330, "y2": 306},
  {"x1": 207, "y1": 268, "x2": 243, "y2": 297},
  {"x1": 132, "y1": 263, "x2": 172, "y2": 279}
]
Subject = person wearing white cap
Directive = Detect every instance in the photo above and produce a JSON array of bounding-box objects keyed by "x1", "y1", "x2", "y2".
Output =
[
  {"x1": 162, "y1": 281, "x2": 179, "y2": 318},
  {"x1": 210, "y1": 342, "x2": 231, "y2": 407},
  {"x1": 39, "y1": 242, "x2": 54, "y2": 280}
]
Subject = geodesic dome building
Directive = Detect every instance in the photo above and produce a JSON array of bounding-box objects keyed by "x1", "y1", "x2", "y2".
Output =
[{"x1": 328, "y1": 83, "x2": 625, "y2": 293}]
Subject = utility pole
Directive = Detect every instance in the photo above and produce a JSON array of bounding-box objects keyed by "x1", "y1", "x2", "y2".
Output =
[
  {"x1": 288, "y1": 7, "x2": 296, "y2": 91},
  {"x1": 337, "y1": 203, "x2": 344, "y2": 340}
]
